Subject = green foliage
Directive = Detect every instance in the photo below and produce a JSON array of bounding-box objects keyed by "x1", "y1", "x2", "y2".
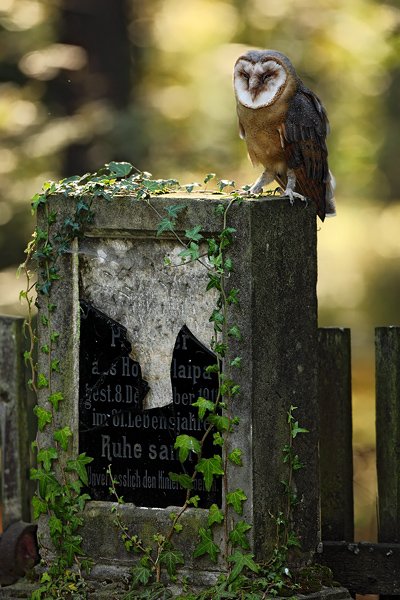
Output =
[
  {"x1": 168, "y1": 472, "x2": 194, "y2": 490},
  {"x1": 159, "y1": 548, "x2": 185, "y2": 577},
  {"x1": 195, "y1": 455, "x2": 224, "y2": 491},
  {"x1": 207, "y1": 504, "x2": 224, "y2": 527},
  {"x1": 193, "y1": 527, "x2": 220, "y2": 562},
  {"x1": 226, "y1": 489, "x2": 247, "y2": 515},
  {"x1": 192, "y1": 396, "x2": 216, "y2": 420},
  {"x1": 174, "y1": 434, "x2": 201, "y2": 463},
  {"x1": 228, "y1": 521, "x2": 251, "y2": 550},
  {"x1": 227, "y1": 551, "x2": 259, "y2": 583}
]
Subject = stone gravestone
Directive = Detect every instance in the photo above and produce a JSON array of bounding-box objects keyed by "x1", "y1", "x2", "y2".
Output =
[{"x1": 36, "y1": 194, "x2": 320, "y2": 585}]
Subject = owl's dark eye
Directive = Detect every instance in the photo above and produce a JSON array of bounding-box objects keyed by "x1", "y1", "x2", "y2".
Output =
[
  {"x1": 262, "y1": 72, "x2": 272, "y2": 83},
  {"x1": 241, "y1": 71, "x2": 250, "y2": 81}
]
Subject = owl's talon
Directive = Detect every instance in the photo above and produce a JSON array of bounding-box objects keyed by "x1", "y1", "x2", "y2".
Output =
[{"x1": 283, "y1": 189, "x2": 308, "y2": 206}]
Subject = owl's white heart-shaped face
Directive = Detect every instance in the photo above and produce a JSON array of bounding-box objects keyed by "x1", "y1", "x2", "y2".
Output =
[{"x1": 234, "y1": 58, "x2": 287, "y2": 109}]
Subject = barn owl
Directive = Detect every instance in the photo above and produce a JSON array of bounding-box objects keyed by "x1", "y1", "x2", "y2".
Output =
[{"x1": 234, "y1": 49, "x2": 336, "y2": 221}]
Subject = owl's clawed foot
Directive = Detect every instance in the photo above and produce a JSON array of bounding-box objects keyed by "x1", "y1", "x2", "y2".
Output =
[{"x1": 283, "y1": 188, "x2": 308, "y2": 206}]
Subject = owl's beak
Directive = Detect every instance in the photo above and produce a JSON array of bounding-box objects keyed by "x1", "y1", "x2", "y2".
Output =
[
  {"x1": 249, "y1": 77, "x2": 259, "y2": 100},
  {"x1": 250, "y1": 87, "x2": 258, "y2": 100}
]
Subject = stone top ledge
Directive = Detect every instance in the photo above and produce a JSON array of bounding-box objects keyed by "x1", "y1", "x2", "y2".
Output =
[{"x1": 45, "y1": 193, "x2": 315, "y2": 237}]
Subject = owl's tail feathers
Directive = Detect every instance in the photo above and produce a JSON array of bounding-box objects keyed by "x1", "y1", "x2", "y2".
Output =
[{"x1": 325, "y1": 170, "x2": 336, "y2": 218}]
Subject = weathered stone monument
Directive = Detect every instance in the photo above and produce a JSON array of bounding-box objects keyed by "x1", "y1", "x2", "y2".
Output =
[{"x1": 31, "y1": 192, "x2": 321, "y2": 590}]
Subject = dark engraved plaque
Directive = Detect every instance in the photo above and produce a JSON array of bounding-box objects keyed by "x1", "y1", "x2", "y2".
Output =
[{"x1": 79, "y1": 302, "x2": 221, "y2": 508}]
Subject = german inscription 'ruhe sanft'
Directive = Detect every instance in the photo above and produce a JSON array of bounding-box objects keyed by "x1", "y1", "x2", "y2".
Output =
[{"x1": 79, "y1": 301, "x2": 221, "y2": 508}]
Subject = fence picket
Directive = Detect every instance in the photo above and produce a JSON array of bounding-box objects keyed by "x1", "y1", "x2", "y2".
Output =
[{"x1": 318, "y1": 327, "x2": 354, "y2": 542}]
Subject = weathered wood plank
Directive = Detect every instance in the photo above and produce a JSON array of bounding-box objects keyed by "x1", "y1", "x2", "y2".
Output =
[
  {"x1": 0, "y1": 316, "x2": 34, "y2": 528},
  {"x1": 317, "y1": 541, "x2": 400, "y2": 594},
  {"x1": 376, "y1": 327, "x2": 400, "y2": 544},
  {"x1": 376, "y1": 327, "x2": 400, "y2": 600},
  {"x1": 318, "y1": 328, "x2": 354, "y2": 541}
]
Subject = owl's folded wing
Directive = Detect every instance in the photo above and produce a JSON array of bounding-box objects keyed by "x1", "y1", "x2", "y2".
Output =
[{"x1": 277, "y1": 84, "x2": 331, "y2": 221}]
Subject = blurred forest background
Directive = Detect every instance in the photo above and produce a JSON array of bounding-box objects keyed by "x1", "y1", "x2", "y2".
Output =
[{"x1": 1, "y1": 0, "x2": 400, "y2": 540}]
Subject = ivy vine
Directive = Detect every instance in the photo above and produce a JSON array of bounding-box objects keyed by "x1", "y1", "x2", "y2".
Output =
[{"x1": 19, "y1": 162, "x2": 332, "y2": 599}]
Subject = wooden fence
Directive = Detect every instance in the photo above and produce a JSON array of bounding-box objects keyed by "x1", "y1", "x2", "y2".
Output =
[
  {"x1": 2, "y1": 318, "x2": 400, "y2": 593},
  {"x1": 317, "y1": 326, "x2": 400, "y2": 596}
]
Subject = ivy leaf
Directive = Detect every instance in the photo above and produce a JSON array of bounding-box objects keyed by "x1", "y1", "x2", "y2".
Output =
[
  {"x1": 207, "y1": 504, "x2": 224, "y2": 527},
  {"x1": 204, "y1": 173, "x2": 216, "y2": 184},
  {"x1": 228, "y1": 325, "x2": 242, "y2": 340},
  {"x1": 287, "y1": 531, "x2": 302, "y2": 548},
  {"x1": 230, "y1": 356, "x2": 242, "y2": 368},
  {"x1": 291, "y1": 421, "x2": 309, "y2": 438},
  {"x1": 187, "y1": 495, "x2": 200, "y2": 507},
  {"x1": 224, "y1": 258, "x2": 233, "y2": 272},
  {"x1": 50, "y1": 359, "x2": 60, "y2": 373},
  {"x1": 227, "y1": 550, "x2": 259, "y2": 582},
  {"x1": 228, "y1": 448, "x2": 243, "y2": 466},
  {"x1": 49, "y1": 515, "x2": 63, "y2": 538},
  {"x1": 156, "y1": 218, "x2": 174, "y2": 236},
  {"x1": 31, "y1": 193, "x2": 47, "y2": 212},
  {"x1": 64, "y1": 534, "x2": 83, "y2": 565},
  {"x1": 195, "y1": 455, "x2": 224, "y2": 491},
  {"x1": 165, "y1": 204, "x2": 186, "y2": 219},
  {"x1": 30, "y1": 468, "x2": 59, "y2": 502},
  {"x1": 34, "y1": 405, "x2": 52, "y2": 431},
  {"x1": 70, "y1": 480, "x2": 83, "y2": 495},
  {"x1": 131, "y1": 564, "x2": 152, "y2": 587},
  {"x1": 213, "y1": 432, "x2": 224, "y2": 447},
  {"x1": 229, "y1": 521, "x2": 252, "y2": 550},
  {"x1": 193, "y1": 527, "x2": 220, "y2": 562},
  {"x1": 32, "y1": 495, "x2": 47, "y2": 519},
  {"x1": 106, "y1": 161, "x2": 133, "y2": 178},
  {"x1": 179, "y1": 242, "x2": 200, "y2": 262},
  {"x1": 37, "y1": 373, "x2": 49, "y2": 389},
  {"x1": 192, "y1": 397, "x2": 215, "y2": 420},
  {"x1": 66, "y1": 453, "x2": 94, "y2": 485},
  {"x1": 212, "y1": 341, "x2": 227, "y2": 357},
  {"x1": 54, "y1": 426, "x2": 73, "y2": 451},
  {"x1": 77, "y1": 493, "x2": 91, "y2": 511},
  {"x1": 168, "y1": 472, "x2": 194, "y2": 490},
  {"x1": 227, "y1": 288, "x2": 239, "y2": 305},
  {"x1": 207, "y1": 414, "x2": 230, "y2": 432},
  {"x1": 185, "y1": 225, "x2": 203, "y2": 242},
  {"x1": 209, "y1": 309, "x2": 225, "y2": 331},
  {"x1": 37, "y1": 447, "x2": 58, "y2": 472},
  {"x1": 207, "y1": 237, "x2": 218, "y2": 254},
  {"x1": 206, "y1": 272, "x2": 221, "y2": 292},
  {"x1": 174, "y1": 434, "x2": 201, "y2": 463},
  {"x1": 218, "y1": 179, "x2": 235, "y2": 191},
  {"x1": 48, "y1": 391, "x2": 64, "y2": 411},
  {"x1": 159, "y1": 548, "x2": 185, "y2": 577},
  {"x1": 227, "y1": 489, "x2": 247, "y2": 515}
]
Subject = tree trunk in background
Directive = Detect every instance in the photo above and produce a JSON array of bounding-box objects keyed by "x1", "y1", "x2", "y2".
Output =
[
  {"x1": 378, "y1": 67, "x2": 400, "y2": 202},
  {"x1": 47, "y1": 0, "x2": 133, "y2": 176}
]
